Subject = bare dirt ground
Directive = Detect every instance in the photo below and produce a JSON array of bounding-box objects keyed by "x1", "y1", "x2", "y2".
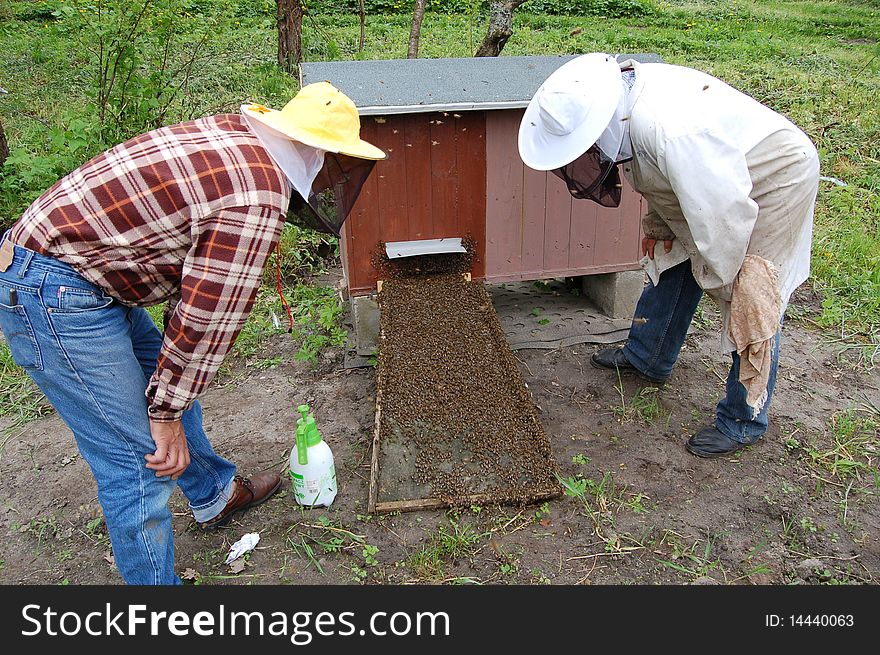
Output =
[{"x1": 1, "y1": 282, "x2": 878, "y2": 586}]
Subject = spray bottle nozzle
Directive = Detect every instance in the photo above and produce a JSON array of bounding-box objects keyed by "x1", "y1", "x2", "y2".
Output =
[
  {"x1": 295, "y1": 404, "x2": 310, "y2": 467},
  {"x1": 295, "y1": 405, "x2": 322, "y2": 467}
]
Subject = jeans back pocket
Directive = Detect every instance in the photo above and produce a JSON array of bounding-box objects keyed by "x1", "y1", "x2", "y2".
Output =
[
  {"x1": 0, "y1": 294, "x2": 43, "y2": 371},
  {"x1": 58, "y1": 286, "x2": 115, "y2": 312},
  {"x1": 42, "y1": 274, "x2": 115, "y2": 313}
]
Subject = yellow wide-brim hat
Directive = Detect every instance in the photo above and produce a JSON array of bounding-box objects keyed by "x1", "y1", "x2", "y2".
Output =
[{"x1": 242, "y1": 81, "x2": 386, "y2": 160}]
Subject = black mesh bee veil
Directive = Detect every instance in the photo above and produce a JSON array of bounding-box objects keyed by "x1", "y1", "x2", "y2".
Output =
[{"x1": 286, "y1": 153, "x2": 376, "y2": 235}]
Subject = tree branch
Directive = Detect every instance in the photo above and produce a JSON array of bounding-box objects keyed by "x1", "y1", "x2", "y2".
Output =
[{"x1": 475, "y1": 0, "x2": 529, "y2": 58}]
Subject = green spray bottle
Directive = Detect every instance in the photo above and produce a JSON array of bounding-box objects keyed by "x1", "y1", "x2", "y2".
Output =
[{"x1": 289, "y1": 404, "x2": 337, "y2": 507}]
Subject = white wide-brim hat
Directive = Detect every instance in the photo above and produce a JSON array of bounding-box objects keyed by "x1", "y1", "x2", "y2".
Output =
[{"x1": 518, "y1": 53, "x2": 622, "y2": 171}]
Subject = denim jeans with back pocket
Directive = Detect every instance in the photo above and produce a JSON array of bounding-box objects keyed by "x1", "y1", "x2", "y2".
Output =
[{"x1": 0, "y1": 234, "x2": 237, "y2": 584}]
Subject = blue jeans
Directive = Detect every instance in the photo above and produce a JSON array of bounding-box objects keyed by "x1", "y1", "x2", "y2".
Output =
[
  {"x1": 0, "y1": 237, "x2": 237, "y2": 584},
  {"x1": 622, "y1": 260, "x2": 780, "y2": 444}
]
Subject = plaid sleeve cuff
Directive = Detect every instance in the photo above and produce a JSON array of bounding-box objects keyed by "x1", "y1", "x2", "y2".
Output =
[
  {"x1": 145, "y1": 367, "x2": 189, "y2": 422},
  {"x1": 147, "y1": 405, "x2": 184, "y2": 422}
]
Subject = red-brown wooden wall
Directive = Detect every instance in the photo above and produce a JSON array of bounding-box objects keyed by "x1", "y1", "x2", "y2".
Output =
[
  {"x1": 484, "y1": 109, "x2": 644, "y2": 282},
  {"x1": 341, "y1": 112, "x2": 487, "y2": 295},
  {"x1": 342, "y1": 108, "x2": 643, "y2": 296}
]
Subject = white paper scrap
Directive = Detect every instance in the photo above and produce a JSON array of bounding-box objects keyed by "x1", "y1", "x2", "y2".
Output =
[{"x1": 225, "y1": 532, "x2": 261, "y2": 564}]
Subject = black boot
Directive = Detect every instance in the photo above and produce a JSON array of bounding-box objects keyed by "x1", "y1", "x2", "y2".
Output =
[
  {"x1": 686, "y1": 426, "x2": 753, "y2": 458},
  {"x1": 590, "y1": 347, "x2": 665, "y2": 384}
]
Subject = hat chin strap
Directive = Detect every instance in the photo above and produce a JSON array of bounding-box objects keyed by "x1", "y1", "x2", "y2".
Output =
[{"x1": 242, "y1": 110, "x2": 325, "y2": 201}]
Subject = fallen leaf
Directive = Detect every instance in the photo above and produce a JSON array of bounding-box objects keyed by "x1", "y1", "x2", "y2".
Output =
[
  {"x1": 539, "y1": 519, "x2": 552, "y2": 527},
  {"x1": 570, "y1": 27, "x2": 583, "y2": 36},
  {"x1": 180, "y1": 568, "x2": 200, "y2": 581},
  {"x1": 228, "y1": 559, "x2": 247, "y2": 574}
]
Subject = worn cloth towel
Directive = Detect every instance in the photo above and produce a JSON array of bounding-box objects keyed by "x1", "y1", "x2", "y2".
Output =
[{"x1": 728, "y1": 254, "x2": 781, "y2": 418}]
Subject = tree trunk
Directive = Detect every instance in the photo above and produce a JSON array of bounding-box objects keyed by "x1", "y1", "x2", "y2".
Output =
[
  {"x1": 0, "y1": 121, "x2": 8, "y2": 169},
  {"x1": 407, "y1": 0, "x2": 427, "y2": 59},
  {"x1": 475, "y1": 0, "x2": 529, "y2": 57},
  {"x1": 277, "y1": 0, "x2": 305, "y2": 74},
  {"x1": 358, "y1": 0, "x2": 366, "y2": 52}
]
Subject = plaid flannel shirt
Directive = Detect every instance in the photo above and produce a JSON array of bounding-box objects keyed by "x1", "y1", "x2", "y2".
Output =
[{"x1": 10, "y1": 114, "x2": 291, "y2": 421}]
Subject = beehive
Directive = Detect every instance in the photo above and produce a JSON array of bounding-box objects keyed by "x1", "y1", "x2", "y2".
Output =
[{"x1": 299, "y1": 54, "x2": 661, "y2": 296}]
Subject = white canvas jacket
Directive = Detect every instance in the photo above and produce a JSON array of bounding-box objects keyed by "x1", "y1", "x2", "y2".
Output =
[{"x1": 620, "y1": 60, "x2": 818, "y2": 350}]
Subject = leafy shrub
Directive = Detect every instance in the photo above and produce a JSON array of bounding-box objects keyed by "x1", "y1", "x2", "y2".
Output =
[
  {"x1": 524, "y1": 0, "x2": 653, "y2": 18},
  {"x1": 9, "y1": 0, "x2": 58, "y2": 21},
  {"x1": 0, "y1": 0, "x2": 226, "y2": 230},
  {"x1": 263, "y1": 223, "x2": 338, "y2": 285},
  {"x1": 49, "y1": 0, "x2": 222, "y2": 144},
  {"x1": 304, "y1": 0, "x2": 654, "y2": 18},
  {"x1": 0, "y1": 116, "x2": 107, "y2": 231}
]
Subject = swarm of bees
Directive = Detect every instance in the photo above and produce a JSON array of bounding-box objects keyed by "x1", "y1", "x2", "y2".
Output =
[
  {"x1": 370, "y1": 236, "x2": 478, "y2": 281},
  {"x1": 376, "y1": 271, "x2": 561, "y2": 507}
]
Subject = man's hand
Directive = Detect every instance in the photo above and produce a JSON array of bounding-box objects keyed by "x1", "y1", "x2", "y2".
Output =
[
  {"x1": 642, "y1": 236, "x2": 674, "y2": 260},
  {"x1": 146, "y1": 418, "x2": 190, "y2": 480}
]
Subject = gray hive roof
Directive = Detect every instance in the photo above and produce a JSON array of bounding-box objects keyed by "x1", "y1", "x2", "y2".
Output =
[{"x1": 299, "y1": 54, "x2": 662, "y2": 116}]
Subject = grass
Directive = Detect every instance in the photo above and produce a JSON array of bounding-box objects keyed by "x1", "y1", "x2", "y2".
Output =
[
  {"x1": 0, "y1": 344, "x2": 52, "y2": 461},
  {"x1": 0, "y1": 345, "x2": 51, "y2": 426},
  {"x1": 557, "y1": 469, "x2": 651, "y2": 552},
  {"x1": 805, "y1": 410, "x2": 879, "y2": 480},
  {"x1": 0, "y1": 1, "x2": 878, "y2": 418},
  {"x1": 612, "y1": 372, "x2": 670, "y2": 425},
  {"x1": 408, "y1": 514, "x2": 486, "y2": 582},
  {"x1": 280, "y1": 513, "x2": 388, "y2": 582},
  {"x1": 233, "y1": 222, "x2": 345, "y2": 366},
  {"x1": 657, "y1": 529, "x2": 724, "y2": 581},
  {"x1": 788, "y1": 408, "x2": 879, "y2": 484}
]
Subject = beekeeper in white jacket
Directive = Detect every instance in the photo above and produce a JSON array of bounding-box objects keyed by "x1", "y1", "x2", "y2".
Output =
[{"x1": 519, "y1": 53, "x2": 819, "y2": 458}]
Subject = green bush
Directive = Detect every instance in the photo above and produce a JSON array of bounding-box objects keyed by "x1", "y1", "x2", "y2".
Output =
[
  {"x1": 0, "y1": 116, "x2": 107, "y2": 231},
  {"x1": 0, "y1": 0, "x2": 227, "y2": 231},
  {"x1": 9, "y1": 0, "x2": 58, "y2": 21},
  {"x1": 521, "y1": 0, "x2": 653, "y2": 18},
  {"x1": 305, "y1": 0, "x2": 654, "y2": 18}
]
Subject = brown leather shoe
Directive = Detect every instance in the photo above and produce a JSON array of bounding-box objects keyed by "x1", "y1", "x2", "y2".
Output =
[{"x1": 199, "y1": 472, "x2": 282, "y2": 532}]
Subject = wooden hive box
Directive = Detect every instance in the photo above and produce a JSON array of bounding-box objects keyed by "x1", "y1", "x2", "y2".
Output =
[{"x1": 299, "y1": 54, "x2": 661, "y2": 297}]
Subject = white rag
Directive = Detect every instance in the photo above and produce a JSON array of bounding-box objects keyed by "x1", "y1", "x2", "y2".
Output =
[{"x1": 728, "y1": 255, "x2": 781, "y2": 419}]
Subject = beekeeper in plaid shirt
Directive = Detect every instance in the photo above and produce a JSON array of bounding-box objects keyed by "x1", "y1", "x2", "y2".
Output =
[{"x1": 0, "y1": 82, "x2": 385, "y2": 584}]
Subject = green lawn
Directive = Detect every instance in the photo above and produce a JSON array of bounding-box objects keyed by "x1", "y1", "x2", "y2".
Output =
[{"x1": 0, "y1": 0, "x2": 878, "y2": 429}]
